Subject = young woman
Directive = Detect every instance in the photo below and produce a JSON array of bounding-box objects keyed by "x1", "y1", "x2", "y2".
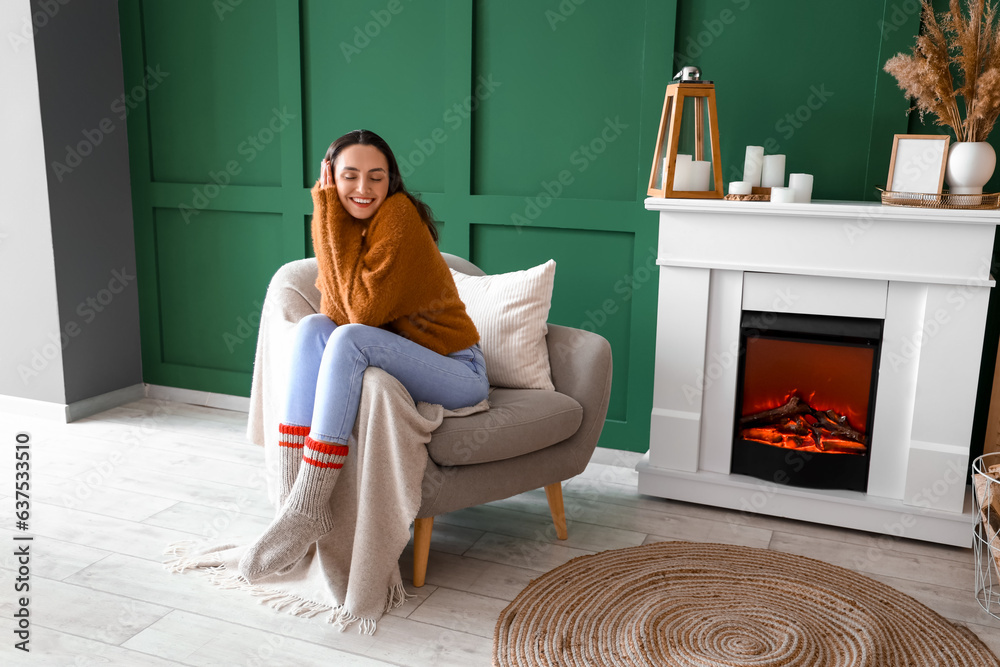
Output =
[{"x1": 239, "y1": 129, "x2": 487, "y2": 582}]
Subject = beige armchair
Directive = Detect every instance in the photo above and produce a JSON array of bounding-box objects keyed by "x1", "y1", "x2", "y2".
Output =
[
  {"x1": 250, "y1": 253, "x2": 614, "y2": 587},
  {"x1": 411, "y1": 254, "x2": 613, "y2": 586}
]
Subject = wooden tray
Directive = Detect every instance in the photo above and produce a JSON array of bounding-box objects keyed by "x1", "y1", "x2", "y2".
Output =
[{"x1": 724, "y1": 186, "x2": 771, "y2": 202}]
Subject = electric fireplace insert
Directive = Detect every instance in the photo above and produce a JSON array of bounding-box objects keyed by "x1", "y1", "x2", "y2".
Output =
[{"x1": 730, "y1": 310, "x2": 883, "y2": 492}]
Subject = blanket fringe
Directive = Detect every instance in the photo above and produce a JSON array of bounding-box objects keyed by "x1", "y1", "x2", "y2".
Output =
[
  {"x1": 204, "y1": 566, "x2": 335, "y2": 619},
  {"x1": 162, "y1": 540, "x2": 227, "y2": 573},
  {"x1": 326, "y1": 580, "x2": 413, "y2": 635},
  {"x1": 163, "y1": 542, "x2": 408, "y2": 633},
  {"x1": 386, "y1": 581, "x2": 412, "y2": 611},
  {"x1": 163, "y1": 540, "x2": 194, "y2": 558}
]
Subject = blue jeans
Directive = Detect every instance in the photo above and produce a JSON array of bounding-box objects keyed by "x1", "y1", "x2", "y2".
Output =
[{"x1": 282, "y1": 314, "x2": 489, "y2": 444}]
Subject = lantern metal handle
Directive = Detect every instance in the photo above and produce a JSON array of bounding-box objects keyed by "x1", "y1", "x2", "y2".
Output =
[{"x1": 674, "y1": 66, "x2": 701, "y2": 82}]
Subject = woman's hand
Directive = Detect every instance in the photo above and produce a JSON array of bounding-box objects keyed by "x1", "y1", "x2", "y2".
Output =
[{"x1": 319, "y1": 158, "x2": 333, "y2": 189}]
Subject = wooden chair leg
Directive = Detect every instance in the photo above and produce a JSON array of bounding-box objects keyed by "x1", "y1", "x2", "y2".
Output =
[
  {"x1": 412, "y1": 516, "x2": 434, "y2": 587},
  {"x1": 544, "y1": 482, "x2": 568, "y2": 540}
]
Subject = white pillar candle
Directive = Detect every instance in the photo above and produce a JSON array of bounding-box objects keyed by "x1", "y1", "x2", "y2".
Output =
[
  {"x1": 671, "y1": 154, "x2": 693, "y2": 191},
  {"x1": 689, "y1": 160, "x2": 712, "y2": 191},
  {"x1": 770, "y1": 186, "x2": 796, "y2": 203},
  {"x1": 729, "y1": 180, "x2": 752, "y2": 195},
  {"x1": 788, "y1": 173, "x2": 813, "y2": 203},
  {"x1": 743, "y1": 146, "x2": 764, "y2": 187},
  {"x1": 761, "y1": 154, "x2": 786, "y2": 188}
]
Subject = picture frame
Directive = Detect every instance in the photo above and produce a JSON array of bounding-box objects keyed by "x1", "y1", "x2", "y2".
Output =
[{"x1": 886, "y1": 134, "x2": 950, "y2": 195}]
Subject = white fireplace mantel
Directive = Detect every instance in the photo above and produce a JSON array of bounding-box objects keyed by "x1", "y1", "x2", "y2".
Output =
[{"x1": 637, "y1": 197, "x2": 1000, "y2": 547}]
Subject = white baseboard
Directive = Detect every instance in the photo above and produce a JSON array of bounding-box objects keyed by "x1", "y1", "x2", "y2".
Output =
[
  {"x1": 144, "y1": 384, "x2": 250, "y2": 413},
  {"x1": 0, "y1": 393, "x2": 69, "y2": 421},
  {"x1": 636, "y1": 453, "x2": 974, "y2": 548}
]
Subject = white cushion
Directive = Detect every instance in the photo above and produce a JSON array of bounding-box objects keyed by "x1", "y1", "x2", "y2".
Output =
[{"x1": 451, "y1": 260, "x2": 556, "y2": 391}]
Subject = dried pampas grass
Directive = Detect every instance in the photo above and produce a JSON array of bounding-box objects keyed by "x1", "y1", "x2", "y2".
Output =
[{"x1": 885, "y1": 0, "x2": 1000, "y2": 142}]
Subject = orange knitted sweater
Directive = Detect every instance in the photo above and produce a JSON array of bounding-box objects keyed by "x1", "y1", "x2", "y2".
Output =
[{"x1": 310, "y1": 183, "x2": 479, "y2": 356}]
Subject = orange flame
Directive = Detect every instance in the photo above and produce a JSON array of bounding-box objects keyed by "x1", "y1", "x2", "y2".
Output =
[{"x1": 740, "y1": 393, "x2": 868, "y2": 456}]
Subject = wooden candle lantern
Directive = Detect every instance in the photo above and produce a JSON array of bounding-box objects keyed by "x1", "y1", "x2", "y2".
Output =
[{"x1": 647, "y1": 67, "x2": 723, "y2": 199}]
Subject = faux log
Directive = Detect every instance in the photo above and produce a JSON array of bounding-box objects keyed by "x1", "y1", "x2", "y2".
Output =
[
  {"x1": 821, "y1": 439, "x2": 868, "y2": 454},
  {"x1": 813, "y1": 410, "x2": 865, "y2": 444},
  {"x1": 739, "y1": 396, "x2": 809, "y2": 427},
  {"x1": 777, "y1": 417, "x2": 810, "y2": 436},
  {"x1": 739, "y1": 394, "x2": 868, "y2": 453},
  {"x1": 743, "y1": 428, "x2": 782, "y2": 444}
]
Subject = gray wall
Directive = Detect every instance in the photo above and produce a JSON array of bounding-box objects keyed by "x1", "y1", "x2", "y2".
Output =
[{"x1": 0, "y1": 0, "x2": 142, "y2": 408}]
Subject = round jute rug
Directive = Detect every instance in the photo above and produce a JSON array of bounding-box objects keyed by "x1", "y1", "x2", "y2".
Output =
[{"x1": 493, "y1": 541, "x2": 998, "y2": 667}]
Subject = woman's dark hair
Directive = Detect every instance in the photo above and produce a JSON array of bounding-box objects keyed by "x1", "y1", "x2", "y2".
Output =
[{"x1": 324, "y1": 129, "x2": 438, "y2": 243}]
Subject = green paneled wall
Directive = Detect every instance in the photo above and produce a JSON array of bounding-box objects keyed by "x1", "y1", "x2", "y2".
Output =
[
  {"x1": 154, "y1": 208, "x2": 283, "y2": 373},
  {"x1": 120, "y1": 0, "x2": 994, "y2": 454},
  {"x1": 301, "y1": 0, "x2": 450, "y2": 193},
  {"x1": 142, "y1": 0, "x2": 283, "y2": 186},
  {"x1": 472, "y1": 0, "x2": 645, "y2": 200}
]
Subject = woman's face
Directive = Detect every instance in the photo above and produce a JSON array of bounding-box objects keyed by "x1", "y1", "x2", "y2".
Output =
[{"x1": 333, "y1": 144, "x2": 391, "y2": 220}]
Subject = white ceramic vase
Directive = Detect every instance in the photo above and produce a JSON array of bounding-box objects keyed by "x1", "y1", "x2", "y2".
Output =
[{"x1": 945, "y1": 141, "x2": 996, "y2": 195}]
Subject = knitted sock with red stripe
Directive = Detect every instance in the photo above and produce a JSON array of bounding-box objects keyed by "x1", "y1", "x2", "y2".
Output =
[
  {"x1": 238, "y1": 434, "x2": 348, "y2": 582},
  {"x1": 276, "y1": 423, "x2": 309, "y2": 509}
]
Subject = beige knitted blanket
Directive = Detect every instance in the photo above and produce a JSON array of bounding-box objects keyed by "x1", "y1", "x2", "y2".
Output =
[{"x1": 164, "y1": 258, "x2": 487, "y2": 634}]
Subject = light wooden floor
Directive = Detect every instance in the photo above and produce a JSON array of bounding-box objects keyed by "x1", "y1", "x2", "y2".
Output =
[{"x1": 1, "y1": 397, "x2": 999, "y2": 665}]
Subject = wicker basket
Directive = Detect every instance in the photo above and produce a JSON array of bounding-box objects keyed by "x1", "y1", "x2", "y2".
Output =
[
  {"x1": 879, "y1": 188, "x2": 1000, "y2": 209},
  {"x1": 974, "y1": 452, "x2": 1000, "y2": 620}
]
